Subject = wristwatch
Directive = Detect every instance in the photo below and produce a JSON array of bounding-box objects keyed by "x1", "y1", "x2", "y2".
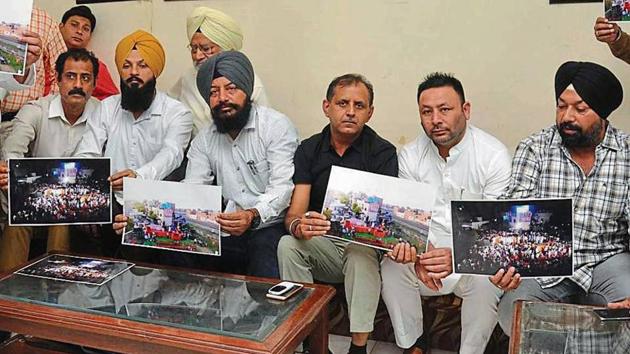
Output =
[{"x1": 247, "y1": 208, "x2": 261, "y2": 229}]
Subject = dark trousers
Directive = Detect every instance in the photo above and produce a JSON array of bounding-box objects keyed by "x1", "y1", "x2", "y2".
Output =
[{"x1": 161, "y1": 222, "x2": 285, "y2": 279}]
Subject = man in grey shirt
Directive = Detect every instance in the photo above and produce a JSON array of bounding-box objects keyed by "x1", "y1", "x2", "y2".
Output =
[
  {"x1": 115, "y1": 51, "x2": 298, "y2": 278},
  {"x1": 0, "y1": 48, "x2": 100, "y2": 272}
]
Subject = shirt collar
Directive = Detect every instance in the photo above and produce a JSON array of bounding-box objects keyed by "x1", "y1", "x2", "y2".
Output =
[
  {"x1": 321, "y1": 124, "x2": 368, "y2": 154},
  {"x1": 133, "y1": 91, "x2": 165, "y2": 123},
  {"x1": 428, "y1": 123, "x2": 471, "y2": 160},
  {"x1": 48, "y1": 94, "x2": 90, "y2": 125}
]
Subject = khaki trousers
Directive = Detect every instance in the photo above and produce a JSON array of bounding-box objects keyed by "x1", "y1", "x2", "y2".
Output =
[
  {"x1": 0, "y1": 225, "x2": 70, "y2": 272},
  {"x1": 277, "y1": 235, "x2": 382, "y2": 333}
]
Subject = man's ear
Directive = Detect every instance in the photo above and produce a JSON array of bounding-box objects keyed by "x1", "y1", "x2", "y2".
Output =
[
  {"x1": 322, "y1": 99, "x2": 330, "y2": 118},
  {"x1": 462, "y1": 101, "x2": 471, "y2": 121}
]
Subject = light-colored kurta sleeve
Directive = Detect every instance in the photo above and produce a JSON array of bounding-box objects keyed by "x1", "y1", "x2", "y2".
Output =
[
  {"x1": 134, "y1": 106, "x2": 193, "y2": 180},
  {"x1": 1, "y1": 100, "x2": 41, "y2": 159},
  {"x1": 482, "y1": 147, "x2": 512, "y2": 199},
  {"x1": 252, "y1": 117, "x2": 299, "y2": 224},
  {"x1": 183, "y1": 129, "x2": 216, "y2": 185}
]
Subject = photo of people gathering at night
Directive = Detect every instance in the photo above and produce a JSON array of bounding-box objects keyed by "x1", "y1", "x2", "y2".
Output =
[
  {"x1": 9, "y1": 158, "x2": 111, "y2": 225},
  {"x1": 451, "y1": 199, "x2": 573, "y2": 278}
]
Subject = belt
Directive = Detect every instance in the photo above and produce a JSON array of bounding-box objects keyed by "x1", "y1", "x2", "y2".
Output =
[{"x1": 1, "y1": 111, "x2": 18, "y2": 122}]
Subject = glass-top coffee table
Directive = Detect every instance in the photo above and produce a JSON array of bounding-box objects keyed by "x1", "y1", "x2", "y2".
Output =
[
  {"x1": 0, "y1": 253, "x2": 335, "y2": 354},
  {"x1": 510, "y1": 300, "x2": 630, "y2": 354}
]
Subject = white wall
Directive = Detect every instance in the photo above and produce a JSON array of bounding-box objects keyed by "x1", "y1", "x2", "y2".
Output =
[{"x1": 36, "y1": 0, "x2": 630, "y2": 151}]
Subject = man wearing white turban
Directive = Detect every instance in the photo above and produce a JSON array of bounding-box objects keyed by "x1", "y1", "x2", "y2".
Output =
[{"x1": 168, "y1": 7, "x2": 270, "y2": 137}]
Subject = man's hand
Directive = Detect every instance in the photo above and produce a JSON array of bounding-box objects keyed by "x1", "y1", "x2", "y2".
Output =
[
  {"x1": 294, "y1": 211, "x2": 329, "y2": 240},
  {"x1": 608, "y1": 297, "x2": 630, "y2": 309},
  {"x1": 489, "y1": 267, "x2": 521, "y2": 292},
  {"x1": 417, "y1": 245, "x2": 453, "y2": 280},
  {"x1": 415, "y1": 260, "x2": 442, "y2": 291},
  {"x1": 0, "y1": 161, "x2": 8, "y2": 191},
  {"x1": 217, "y1": 210, "x2": 254, "y2": 236},
  {"x1": 386, "y1": 242, "x2": 417, "y2": 264},
  {"x1": 594, "y1": 17, "x2": 620, "y2": 44},
  {"x1": 20, "y1": 30, "x2": 42, "y2": 68},
  {"x1": 113, "y1": 214, "x2": 128, "y2": 235},
  {"x1": 108, "y1": 169, "x2": 137, "y2": 191}
]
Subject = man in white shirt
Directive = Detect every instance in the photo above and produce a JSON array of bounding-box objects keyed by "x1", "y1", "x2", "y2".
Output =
[
  {"x1": 0, "y1": 48, "x2": 100, "y2": 272},
  {"x1": 381, "y1": 73, "x2": 511, "y2": 354},
  {"x1": 75, "y1": 30, "x2": 192, "y2": 257},
  {"x1": 168, "y1": 6, "x2": 270, "y2": 137},
  {"x1": 113, "y1": 51, "x2": 297, "y2": 278}
]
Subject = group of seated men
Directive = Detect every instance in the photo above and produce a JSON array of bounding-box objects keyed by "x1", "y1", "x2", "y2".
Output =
[{"x1": 0, "y1": 5, "x2": 629, "y2": 354}]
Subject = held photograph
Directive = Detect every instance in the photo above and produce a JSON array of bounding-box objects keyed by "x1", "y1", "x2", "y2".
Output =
[
  {"x1": 321, "y1": 166, "x2": 436, "y2": 252},
  {"x1": 122, "y1": 178, "x2": 222, "y2": 256},
  {"x1": 15, "y1": 254, "x2": 134, "y2": 286},
  {"x1": 0, "y1": 0, "x2": 32, "y2": 75},
  {"x1": 605, "y1": 0, "x2": 630, "y2": 22},
  {"x1": 8, "y1": 158, "x2": 112, "y2": 226},
  {"x1": 451, "y1": 198, "x2": 573, "y2": 278}
]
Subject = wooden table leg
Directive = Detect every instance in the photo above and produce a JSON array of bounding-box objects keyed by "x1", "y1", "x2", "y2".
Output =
[{"x1": 309, "y1": 307, "x2": 329, "y2": 354}]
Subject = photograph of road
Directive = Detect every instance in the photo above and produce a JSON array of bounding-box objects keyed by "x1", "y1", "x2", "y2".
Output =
[
  {"x1": 451, "y1": 198, "x2": 573, "y2": 278},
  {"x1": 16, "y1": 254, "x2": 133, "y2": 286},
  {"x1": 0, "y1": 0, "x2": 32, "y2": 75},
  {"x1": 8, "y1": 158, "x2": 112, "y2": 226},
  {"x1": 123, "y1": 179, "x2": 222, "y2": 256},
  {"x1": 322, "y1": 166, "x2": 436, "y2": 252}
]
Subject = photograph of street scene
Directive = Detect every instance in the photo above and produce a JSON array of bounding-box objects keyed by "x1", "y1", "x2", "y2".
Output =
[
  {"x1": 322, "y1": 166, "x2": 435, "y2": 252},
  {"x1": 605, "y1": 0, "x2": 630, "y2": 22},
  {"x1": 9, "y1": 158, "x2": 112, "y2": 226},
  {"x1": 0, "y1": 0, "x2": 32, "y2": 75},
  {"x1": 123, "y1": 178, "x2": 222, "y2": 256},
  {"x1": 451, "y1": 199, "x2": 573, "y2": 278},
  {"x1": 16, "y1": 254, "x2": 133, "y2": 286}
]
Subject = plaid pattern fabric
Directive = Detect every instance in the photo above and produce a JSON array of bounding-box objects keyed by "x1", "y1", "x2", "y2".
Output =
[
  {"x1": 0, "y1": 7, "x2": 67, "y2": 113},
  {"x1": 506, "y1": 124, "x2": 630, "y2": 291}
]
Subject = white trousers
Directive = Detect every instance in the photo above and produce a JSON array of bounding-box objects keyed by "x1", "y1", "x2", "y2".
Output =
[{"x1": 381, "y1": 258, "x2": 502, "y2": 354}]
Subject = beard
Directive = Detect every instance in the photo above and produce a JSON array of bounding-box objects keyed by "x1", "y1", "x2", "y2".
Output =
[
  {"x1": 557, "y1": 120, "x2": 604, "y2": 148},
  {"x1": 211, "y1": 100, "x2": 252, "y2": 134},
  {"x1": 120, "y1": 77, "x2": 156, "y2": 113}
]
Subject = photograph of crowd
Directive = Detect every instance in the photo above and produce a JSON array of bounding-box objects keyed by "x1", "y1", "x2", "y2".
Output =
[
  {"x1": 605, "y1": 0, "x2": 630, "y2": 21},
  {"x1": 8, "y1": 158, "x2": 112, "y2": 226},
  {"x1": 16, "y1": 254, "x2": 133, "y2": 286},
  {"x1": 0, "y1": 0, "x2": 31, "y2": 75},
  {"x1": 451, "y1": 198, "x2": 573, "y2": 278},
  {"x1": 123, "y1": 179, "x2": 222, "y2": 256},
  {"x1": 321, "y1": 166, "x2": 435, "y2": 252}
]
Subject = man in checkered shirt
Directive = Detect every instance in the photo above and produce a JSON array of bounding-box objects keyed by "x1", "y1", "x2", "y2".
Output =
[{"x1": 495, "y1": 61, "x2": 630, "y2": 336}]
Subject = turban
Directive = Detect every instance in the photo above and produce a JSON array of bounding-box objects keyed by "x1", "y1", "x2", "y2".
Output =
[
  {"x1": 197, "y1": 51, "x2": 254, "y2": 101},
  {"x1": 186, "y1": 7, "x2": 243, "y2": 51},
  {"x1": 555, "y1": 61, "x2": 623, "y2": 119},
  {"x1": 115, "y1": 30, "x2": 166, "y2": 78}
]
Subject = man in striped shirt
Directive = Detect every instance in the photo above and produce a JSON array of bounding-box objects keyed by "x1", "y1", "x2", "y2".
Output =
[{"x1": 495, "y1": 61, "x2": 630, "y2": 335}]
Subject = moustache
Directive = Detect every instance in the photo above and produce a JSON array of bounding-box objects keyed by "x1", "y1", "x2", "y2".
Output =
[
  {"x1": 558, "y1": 122, "x2": 581, "y2": 132},
  {"x1": 215, "y1": 103, "x2": 240, "y2": 111},
  {"x1": 125, "y1": 77, "x2": 144, "y2": 87},
  {"x1": 68, "y1": 88, "x2": 86, "y2": 97}
]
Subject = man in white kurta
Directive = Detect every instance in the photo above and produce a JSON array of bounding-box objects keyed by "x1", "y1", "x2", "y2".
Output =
[{"x1": 381, "y1": 73, "x2": 511, "y2": 354}]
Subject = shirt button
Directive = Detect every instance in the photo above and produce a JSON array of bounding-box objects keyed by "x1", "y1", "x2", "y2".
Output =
[
  {"x1": 241, "y1": 189, "x2": 245, "y2": 193},
  {"x1": 236, "y1": 167, "x2": 240, "y2": 171}
]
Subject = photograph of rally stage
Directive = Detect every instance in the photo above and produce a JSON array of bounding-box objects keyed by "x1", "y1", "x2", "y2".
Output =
[
  {"x1": 451, "y1": 198, "x2": 573, "y2": 278},
  {"x1": 8, "y1": 158, "x2": 112, "y2": 226}
]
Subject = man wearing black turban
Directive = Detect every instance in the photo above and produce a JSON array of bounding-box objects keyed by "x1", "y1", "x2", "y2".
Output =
[{"x1": 494, "y1": 61, "x2": 630, "y2": 335}]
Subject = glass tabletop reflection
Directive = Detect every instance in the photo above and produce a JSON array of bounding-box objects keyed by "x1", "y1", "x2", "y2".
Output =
[
  {"x1": 517, "y1": 301, "x2": 630, "y2": 354},
  {"x1": 0, "y1": 265, "x2": 311, "y2": 342}
]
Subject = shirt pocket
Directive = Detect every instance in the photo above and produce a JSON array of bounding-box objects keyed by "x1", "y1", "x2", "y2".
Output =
[
  {"x1": 591, "y1": 179, "x2": 628, "y2": 229},
  {"x1": 250, "y1": 158, "x2": 270, "y2": 193}
]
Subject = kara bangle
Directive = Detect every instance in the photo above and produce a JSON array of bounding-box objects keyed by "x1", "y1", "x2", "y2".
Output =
[{"x1": 289, "y1": 217, "x2": 301, "y2": 237}]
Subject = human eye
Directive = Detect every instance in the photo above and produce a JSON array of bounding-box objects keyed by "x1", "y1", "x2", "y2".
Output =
[
  {"x1": 81, "y1": 74, "x2": 92, "y2": 83},
  {"x1": 337, "y1": 100, "x2": 347, "y2": 107},
  {"x1": 210, "y1": 88, "x2": 219, "y2": 97},
  {"x1": 439, "y1": 107, "x2": 452, "y2": 113},
  {"x1": 65, "y1": 72, "x2": 77, "y2": 81}
]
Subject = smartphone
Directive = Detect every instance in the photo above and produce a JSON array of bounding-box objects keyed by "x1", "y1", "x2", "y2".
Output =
[
  {"x1": 266, "y1": 281, "x2": 303, "y2": 301},
  {"x1": 594, "y1": 308, "x2": 630, "y2": 321}
]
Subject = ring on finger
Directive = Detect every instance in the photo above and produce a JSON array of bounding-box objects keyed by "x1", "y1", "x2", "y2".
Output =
[{"x1": 309, "y1": 225, "x2": 312, "y2": 231}]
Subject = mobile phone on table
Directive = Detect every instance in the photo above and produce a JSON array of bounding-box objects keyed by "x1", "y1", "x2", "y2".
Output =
[
  {"x1": 266, "y1": 281, "x2": 303, "y2": 301},
  {"x1": 594, "y1": 308, "x2": 630, "y2": 321}
]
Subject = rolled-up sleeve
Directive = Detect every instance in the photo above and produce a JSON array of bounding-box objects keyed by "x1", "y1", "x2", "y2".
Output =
[
  {"x1": 135, "y1": 107, "x2": 193, "y2": 180},
  {"x1": 253, "y1": 117, "x2": 299, "y2": 223}
]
